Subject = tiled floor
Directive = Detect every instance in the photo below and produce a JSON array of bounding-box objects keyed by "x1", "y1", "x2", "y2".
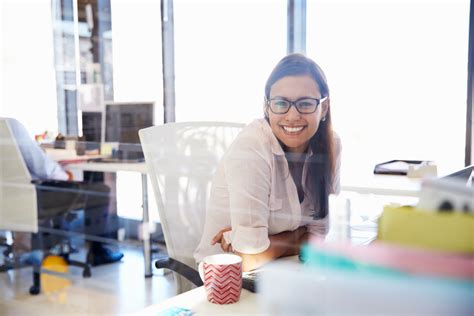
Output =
[{"x1": 0, "y1": 245, "x2": 177, "y2": 315}]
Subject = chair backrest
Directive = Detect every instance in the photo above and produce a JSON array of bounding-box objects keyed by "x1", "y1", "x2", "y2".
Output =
[
  {"x1": 0, "y1": 118, "x2": 38, "y2": 232},
  {"x1": 139, "y1": 121, "x2": 244, "y2": 293}
]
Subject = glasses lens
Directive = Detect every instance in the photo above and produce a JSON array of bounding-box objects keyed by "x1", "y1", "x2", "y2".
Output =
[
  {"x1": 270, "y1": 99, "x2": 290, "y2": 113},
  {"x1": 296, "y1": 99, "x2": 318, "y2": 113}
]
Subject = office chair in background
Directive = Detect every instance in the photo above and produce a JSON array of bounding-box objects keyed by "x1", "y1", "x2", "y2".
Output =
[
  {"x1": 0, "y1": 118, "x2": 92, "y2": 295},
  {"x1": 139, "y1": 121, "x2": 244, "y2": 294}
]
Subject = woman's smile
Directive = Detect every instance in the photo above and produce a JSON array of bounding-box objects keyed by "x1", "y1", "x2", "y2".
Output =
[{"x1": 280, "y1": 125, "x2": 306, "y2": 135}]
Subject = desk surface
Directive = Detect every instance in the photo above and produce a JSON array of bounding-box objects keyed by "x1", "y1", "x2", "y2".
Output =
[
  {"x1": 47, "y1": 149, "x2": 422, "y2": 196},
  {"x1": 46, "y1": 148, "x2": 147, "y2": 173},
  {"x1": 65, "y1": 161, "x2": 147, "y2": 174},
  {"x1": 134, "y1": 256, "x2": 302, "y2": 315},
  {"x1": 135, "y1": 287, "x2": 260, "y2": 315},
  {"x1": 341, "y1": 174, "x2": 422, "y2": 197}
]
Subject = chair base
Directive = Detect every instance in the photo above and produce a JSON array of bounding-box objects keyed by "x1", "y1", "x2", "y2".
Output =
[{"x1": 28, "y1": 254, "x2": 93, "y2": 295}]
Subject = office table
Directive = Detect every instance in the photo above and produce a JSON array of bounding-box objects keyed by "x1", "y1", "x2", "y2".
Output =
[
  {"x1": 135, "y1": 255, "x2": 302, "y2": 315},
  {"x1": 341, "y1": 173, "x2": 422, "y2": 197},
  {"x1": 135, "y1": 222, "x2": 379, "y2": 315},
  {"x1": 63, "y1": 161, "x2": 153, "y2": 277},
  {"x1": 135, "y1": 287, "x2": 260, "y2": 315}
]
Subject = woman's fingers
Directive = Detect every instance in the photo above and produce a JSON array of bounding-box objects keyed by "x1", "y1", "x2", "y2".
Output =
[
  {"x1": 221, "y1": 239, "x2": 233, "y2": 253},
  {"x1": 211, "y1": 230, "x2": 223, "y2": 245},
  {"x1": 211, "y1": 227, "x2": 232, "y2": 245},
  {"x1": 221, "y1": 241, "x2": 228, "y2": 252}
]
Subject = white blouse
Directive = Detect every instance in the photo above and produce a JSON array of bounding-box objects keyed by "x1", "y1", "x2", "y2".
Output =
[{"x1": 194, "y1": 119, "x2": 341, "y2": 262}]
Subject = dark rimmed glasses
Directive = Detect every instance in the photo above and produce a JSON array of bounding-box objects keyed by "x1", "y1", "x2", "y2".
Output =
[{"x1": 265, "y1": 96, "x2": 327, "y2": 114}]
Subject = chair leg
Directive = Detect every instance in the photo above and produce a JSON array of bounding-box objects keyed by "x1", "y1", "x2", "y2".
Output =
[
  {"x1": 29, "y1": 232, "x2": 42, "y2": 295},
  {"x1": 29, "y1": 265, "x2": 41, "y2": 295},
  {"x1": 66, "y1": 258, "x2": 92, "y2": 278}
]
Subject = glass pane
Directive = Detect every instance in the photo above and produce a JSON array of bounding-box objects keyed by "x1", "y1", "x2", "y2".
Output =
[
  {"x1": 307, "y1": 0, "x2": 470, "y2": 176},
  {"x1": 111, "y1": 0, "x2": 164, "y2": 125},
  {"x1": 1, "y1": 0, "x2": 59, "y2": 134},
  {"x1": 174, "y1": 0, "x2": 287, "y2": 123}
]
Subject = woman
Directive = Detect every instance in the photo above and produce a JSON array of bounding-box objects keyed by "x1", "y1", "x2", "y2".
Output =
[{"x1": 194, "y1": 54, "x2": 341, "y2": 271}]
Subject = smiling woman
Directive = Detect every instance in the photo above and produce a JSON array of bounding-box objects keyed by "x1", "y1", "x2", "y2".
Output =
[{"x1": 194, "y1": 54, "x2": 341, "y2": 272}]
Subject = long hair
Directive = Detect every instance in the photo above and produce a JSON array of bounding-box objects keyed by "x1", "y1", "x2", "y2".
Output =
[{"x1": 264, "y1": 54, "x2": 336, "y2": 219}]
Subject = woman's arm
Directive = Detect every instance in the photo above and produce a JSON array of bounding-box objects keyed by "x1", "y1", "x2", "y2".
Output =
[
  {"x1": 237, "y1": 226, "x2": 307, "y2": 271},
  {"x1": 213, "y1": 226, "x2": 308, "y2": 272}
]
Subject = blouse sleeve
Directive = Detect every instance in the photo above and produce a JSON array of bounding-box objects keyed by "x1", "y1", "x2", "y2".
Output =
[{"x1": 223, "y1": 136, "x2": 273, "y2": 254}]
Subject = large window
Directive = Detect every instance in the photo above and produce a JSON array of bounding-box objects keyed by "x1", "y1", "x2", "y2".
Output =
[
  {"x1": 1, "y1": 0, "x2": 58, "y2": 135},
  {"x1": 307, "y1": 0, "x2": 470, "y2": 177},
  {"x1": 173, "y1": 0, "x2": 287, "y2": 123},
  {"x1": 110, "y1": 0, "x2": 163, "y2": 220},
  {"x1": 111, "y1": 0, "x2": 163, "y2": 124}
]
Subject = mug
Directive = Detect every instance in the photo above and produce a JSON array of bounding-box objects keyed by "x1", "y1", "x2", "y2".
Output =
[{"x1": 198, "y1": 254, "x2": 242, "y2": 304}]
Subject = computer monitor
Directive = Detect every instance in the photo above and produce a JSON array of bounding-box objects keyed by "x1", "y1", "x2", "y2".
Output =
[
  {"x1": 104, "y1": 101, "x2": 154, "y2": 159},
  {"x1": 82, "y1": 111, "x2": 102, "y2": 151}
]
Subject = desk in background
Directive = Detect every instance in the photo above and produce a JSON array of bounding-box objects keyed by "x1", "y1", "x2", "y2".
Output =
[
  {"x1": 46, "y1": 149, "x2": 154, "y2": 277},
  {"x1": 341, "y1": 174, "x2": 421, "y2": 197}
]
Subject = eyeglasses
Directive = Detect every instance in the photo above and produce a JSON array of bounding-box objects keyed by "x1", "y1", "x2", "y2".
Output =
[{"x1": 265, "y1": 96, "x2": 327, "y2": 114}]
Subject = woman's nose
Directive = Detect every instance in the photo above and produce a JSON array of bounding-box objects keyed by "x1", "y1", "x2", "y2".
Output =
[{"x1": 285, "y1": 105, "x2": 301, "y2": 120}]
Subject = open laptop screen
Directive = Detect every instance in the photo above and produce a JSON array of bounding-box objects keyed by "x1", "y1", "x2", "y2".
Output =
[{"x1": 442, "y1": 165, "x2": 474, "y2": 187}]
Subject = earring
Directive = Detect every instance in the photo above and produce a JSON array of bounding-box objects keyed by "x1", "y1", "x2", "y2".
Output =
[{"x1": 321, "y1": 116, "x2": 326, "y2": 122}]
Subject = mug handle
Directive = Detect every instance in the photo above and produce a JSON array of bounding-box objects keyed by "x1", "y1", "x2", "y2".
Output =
[{"x1": 198, "y1": 261, "x2": 205, "y2": 282}]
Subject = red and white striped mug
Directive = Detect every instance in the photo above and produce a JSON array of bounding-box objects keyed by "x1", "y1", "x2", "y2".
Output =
[{"x1": 198, "y1": 254, "x2": 242, "y2": 304}]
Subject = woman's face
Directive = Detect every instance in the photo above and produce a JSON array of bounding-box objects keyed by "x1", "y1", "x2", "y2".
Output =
[{"x1": 267, "y1": 75, "x2": 328, "y2": 154}]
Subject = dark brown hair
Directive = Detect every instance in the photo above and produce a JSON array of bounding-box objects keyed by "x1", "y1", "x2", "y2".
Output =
[{"x1": 264, "y1": 53, "x2": 336, "y2": 219}]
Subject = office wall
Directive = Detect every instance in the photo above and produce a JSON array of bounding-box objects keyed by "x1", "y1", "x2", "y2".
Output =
[{"x1": 0, "y1": 0, "x2": 58, "y2": 135}]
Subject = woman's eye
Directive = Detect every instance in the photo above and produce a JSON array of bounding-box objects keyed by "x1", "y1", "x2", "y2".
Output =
[
  {"x1": 298, "y1": 101, "x2": 314, "y2": 108},
  {"x1": 274, "y1": 101, "x2": 287, "y2": 107}
]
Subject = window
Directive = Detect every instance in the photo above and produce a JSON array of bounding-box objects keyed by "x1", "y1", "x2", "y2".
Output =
[
  {"x1": 110, "y1": 0, "x2": 164, "y2": 125},
  {"x1": 1, "y1": 0, "x2": 58, "y2": 135},
  {"x1": 307, "y1": 0, "x2": 470, "y2": 177},
  {"x1": 173, "y1": 0, "x2": 287, "y2": 123}
]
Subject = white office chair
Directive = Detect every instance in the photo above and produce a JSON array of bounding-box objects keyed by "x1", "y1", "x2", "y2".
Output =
[
  {"x1": 0, "y1": 118, "x2": 38, "y2": 234},
  {"x1": 0, "y1": 118, "x2": 92, "y2": 295},
  {"x1": 139, "y1": 121, "x2": 244, "y2": 294}
]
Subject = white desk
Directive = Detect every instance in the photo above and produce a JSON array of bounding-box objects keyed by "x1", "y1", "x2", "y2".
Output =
[
  {"x1": 135, "y1": 255, "x2": 302, "y2": 315},
  {"x1": 136, "y1": 287, "x2": 260, "y2": 315},
  {"x1": 341, "y1": 174, "x2": 422, "y2": 197}
]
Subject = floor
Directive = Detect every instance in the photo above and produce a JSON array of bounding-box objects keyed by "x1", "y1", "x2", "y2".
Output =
[{"x1": 0, "y1": 244, "x2": 177, "y2": 315}]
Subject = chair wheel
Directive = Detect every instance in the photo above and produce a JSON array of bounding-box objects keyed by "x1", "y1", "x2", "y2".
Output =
[
  {"x1": 3, "y1": 248, "x2": 12, "y2": 257},
  {"x1": 29, "y1": 285, "x2": 40, "y2": 295},
  {"x1": 82, "y1": 267, "x2": 92, "y2": 278}
]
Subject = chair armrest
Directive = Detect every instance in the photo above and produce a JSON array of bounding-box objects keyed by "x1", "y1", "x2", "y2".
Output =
[
  {"x1": 32, "y1": 179, "x2": 71, "y2": 186},
  {"x1": 155, "y1": 257, "x2": 203, "y2": 286}
]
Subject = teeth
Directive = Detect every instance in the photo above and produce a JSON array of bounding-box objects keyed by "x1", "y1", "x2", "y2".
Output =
[{"x1": 283, "y1": 126, "x2": 304, "y2": 133}]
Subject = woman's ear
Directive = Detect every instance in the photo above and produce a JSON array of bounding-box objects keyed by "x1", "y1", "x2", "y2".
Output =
[
  {"x1": 263, "y1": 103, "x2": 269, "y2": 120},
  {"x1": 321, "y1": 98, "x2": 330, "y2": 120}
]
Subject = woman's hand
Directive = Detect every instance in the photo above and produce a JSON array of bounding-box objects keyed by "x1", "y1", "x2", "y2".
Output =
[
  {"x1": 65, "y1": 170, "x2": 74, "y2": 181},
  {"x1": 211, "y1": 227, "x2": 233, "y2": 252}
]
